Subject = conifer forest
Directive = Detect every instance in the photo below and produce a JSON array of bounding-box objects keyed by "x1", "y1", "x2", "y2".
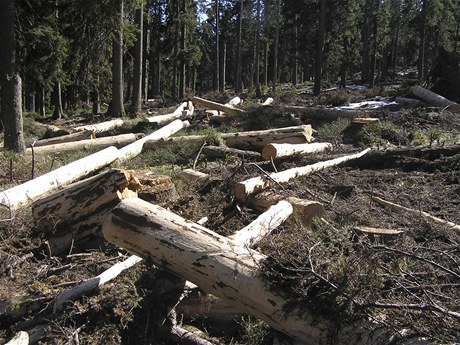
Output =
[{"x1": 0, "y1": 0, "x2": 460, "y2": 344}]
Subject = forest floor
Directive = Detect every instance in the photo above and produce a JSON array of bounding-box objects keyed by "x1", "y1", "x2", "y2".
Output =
[{"x1": 0, "y1": 81, "x2": 459, "y2": 344}]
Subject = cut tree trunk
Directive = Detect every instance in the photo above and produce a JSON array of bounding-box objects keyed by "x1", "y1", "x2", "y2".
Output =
[
  {"x1": 261, "y1": 142, "x2": 332, "y2": 160},
  {"x1": 135, "y1": 171, "x2": 177, "y2": 202},
  {"x1": 229, "y1": 200, "x2": 293, "y2": 247},
  {"x1": 206, "y1": 96, "x2": 241, "y2": 116},
  {"x1": 235, "y1": 149, "x2": 371, "y2": 200},
  {"x1": 351, "y1": 118, "x2": 379, "y2": 125},
  {"x1": 102, "y1": 198, "x2": 391, "y2": 345},
  {"x1": 26, "y1": 133, "x2": 142, "y2": 154},
  {"x1": 261, "y1": 97, "x2": 274, "y2": 106},
  {"x1": 74, "y1": 119, "x2": 124, "y2": 133},
  {"x1": 395, "y1": 97, "x2": 426, "y2": 107},
  {"x1": 32, "y1": 169, "x2": 139, "y2": 254},
  {"x1": 117, "y1": 119, "x2": 189, "y2": 162},
  {"x1": 0, "y1": 146, "x2": 119, "y2": 211},
  {"x1": 411, "y1": 85, "x2": 460, "y2": 112},
  {"x1": 145, "y1": 101, "x2": 188, "y2": 124},
  {"x1": 180, "y1": 169, "x2": 210, "y2": 186},
  {"x1": 33, "y1": 130, "x2": 95, "y2": 147},
  {"x1": 247, "y1": 191, "x2": 325, "y2": 224},
  {"x1": 202, "y1": 146, "x2": 261, "y2": 160},
  {"x1": 278, "y1": 105, "x2": 358, "y2": 120},
  {"x1": 371, "y1": 196, "x2": 460, "y2": 231},
  {"x1": 193, "y1": 96, "x2": 245, "y2": 115},
  {"x1": 144, "y1": 125, "x2": 313, "y2": 151}
]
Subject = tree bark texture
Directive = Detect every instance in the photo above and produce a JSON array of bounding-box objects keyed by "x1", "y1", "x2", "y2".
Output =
[
  {"x1": 102, "y1": 198, "x2": 391, "y2": 345},
  {"x1": 0, "y1": 0, "x2": 25, "y2": 152},
  {"x1": 313, "y1": 0, "x2": 326, "y2": 96}
]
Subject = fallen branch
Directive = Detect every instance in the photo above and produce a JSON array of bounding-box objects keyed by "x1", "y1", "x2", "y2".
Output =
[{"x1": 371, "y1": 196, "x2": 460, "y2": 231}]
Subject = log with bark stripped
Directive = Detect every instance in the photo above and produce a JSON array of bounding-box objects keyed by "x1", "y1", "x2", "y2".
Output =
[
  {"x1": 26, "y1": 133, "x2": 143, "y2": 154},
  {"x1": 145, "y1": 101, "x2": 189, "y2": 124},
  {"x1": 180, "y1": 169, "x2": 210, "y2": 186},
  {"x1": 32, "y1": 169, "x2": 140, "y2": 254},
  {"x1": 144, "y1": 125, "x2": 313, "y2": 151},
  {"x1": 0, "y1": 146, "x2": 120, "y2": 212},
  {"x1": 206, "y1": 96, "x2": 241, "y2": 117},
  {"x1": 193, "y1": 96, "x2": 246, "y2": 115},
  {"x1": 262, "y1": 97, "x2": 274, "y2": 106},
  {"x1": 279, "y1": 105, "x2": 358, "y2": 120},
  {"x1": 117, "y1": 119, "x2": 190, "y2": 162},
  {"x1": 261, "y1": 142, "x2": 332, "y2": 160},
  {"x1": 247, "y1": 191, "x2": 326, "y2": 224},
  {"x1": 235, "y1": 149, "x2": 371, "y2": 200},
  {"x1": 411, "y1": 85, "x2": 460, "y2": 112},
  {"x1": 102, "y1": 198, "x2": 391, "y2": 345},
  {"x1": 73, "y1": 118, "x2": 124, "y2": 133}
]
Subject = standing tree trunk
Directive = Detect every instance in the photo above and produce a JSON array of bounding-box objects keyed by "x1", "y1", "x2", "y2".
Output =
[
  {"x1": 39, "y1": 87, "x2": 46, "y2": 116},
  {"x1": 153, "y1": 1, "x2": 162, "y2": 97},
  {"x1": 418, "y1": 0, "x2": 428, "y2": 83},
  {"x1": 107, "y1": 0, "x2": 125, "y2": 117},
  {"x1": 292, "y1": 13, "x2": 298, "y2": 86},
  {"x1": 0, "y1": 0, "x2": 25, "y2": 152},
  {"x1": 369, "y1": 0, "x2": 379, "y2": 88},
  {"x1": 262, "y1": 0, "x2": 269, "y2": 87},
  {"x1": 272, "y1": 0, "x2": 280, "y2": 92},
  {"x1": 213, "y1": 0, "x2": 220, "y2": 91},
  {"x1": 219, "y1": 42, "x2": 226, "y2": 92},
  {"x1": 53, "y1": 82, "x2": 64, "y2": 119},
  {"x1": 130, "y1": 1, "x2": 143, "y2": 117},
  {"x1": 361, "y1": 0, "x2": 371, "y2": 82},
  {"x1": 235, "y1": 0, "x2": 243, "y2": 93},
  {"x1": 313, "y1": 0, "x2": 326, "y2": 96},
  {"x1": 255, "y1": 0, "x2": 261, "y2": 96},
  {"x1": 142, "y1": 7, "x2": 150, "y2": 103},
  {"x1": 179, "y1": 0, "x2": 186, "y2": 99},
  {"x1": 172, "y1": 1, "x2": 179, "y2": 99}
]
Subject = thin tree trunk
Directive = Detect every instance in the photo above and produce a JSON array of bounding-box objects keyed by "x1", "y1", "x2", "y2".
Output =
[
  {"x1": 255, "y1": 0, "x2": 261, "y2": 96},
  {"x1": 30, "y1": 92, "x2": 36, "y2": 113},
  {"x1": 52, "y1": 82, "x2": 64, "y2": 119},
  {"x1": 313, "y1": 0, "x2": 326, "y2": 96},
  {"x1": 369, "y1": 0, "x2": 378, "y2": 88},
  {"x1": 213, "y1": 0, "x2": 220, "y2": 91},
  {"x1": 418, "y1": 0, "x2": 427, "y2": 82},
  {"x1": 272, "y1": 0, "x2": 280, "y2": 92},
  {"x1": 262, "y1": 0, "x2": 269, "y2": 87},
  {"x1": 235, "y1": 0, "x2": 243, "y2": 93},
  {"x1": 172, "y1": 1, "x2": 179, "y2": 99},
  {"x1": 179, "y1": 0, "x2": 186, "y2": 99},
  {"x1": 107, "y1": 0, "x2": 125, "y2": 116},
  {"x1": 142, "y1": 7, "x2": 150, "y2": 103},
  {"x1": 39, "y1": 87, "x2": 46, "y2": 116},
  {"x1": 0, "y1": 0, "x2": 25, "y2": 152},
  {"x1": 361, "y1": 0, "x2": 371, "y2": 82},
  {"x1": 292, "y1": 14, "x2": 298, "y2": 86},
  {"x1": 131, "y1": 2, "x2": 143, "y2": 117},
  {"x1": 219, "y1": 42, "x2": 226, "y2": 92}
]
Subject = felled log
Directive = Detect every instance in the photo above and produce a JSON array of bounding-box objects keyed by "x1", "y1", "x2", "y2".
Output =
[
  {"x1": 262, "y1": 97, "x2": 274, "y2": 106},
  {"x1": 351, "y1": 117, "x2": 379, "y2": 125},
  {"x1": 170, "y1": 325, "x2": 215, "y2": 345},
  {"x1": 235, "y1": 149, "x2": 371, "y2": 200},
  {"x1": 102, "y1": 198, "x2": 391, "y2": 345},
  {"x1": 145, "y1": 101, "x2": 188, "y2": 124},
  {"x1": 279, "y1": 105, "x2": 357, "y2": 120},
  {"x1": 193, "y1": 96, "x2": 245, "y2": 115},
  {"x1": 202, "y1": 145, "x2": 261, "y2": 160},
  {"x1": 5, "y1": 326, "x2": 45, "y2": 345},
  {"x1": 395, "y1": 97, "x2": 426, "y2": 107},
  {"x1": 262, "y1": 142, "x2": 332, "y2": 160},
  {"x1": 207, "y1": 96, "x2": 241, "y2": 117},
  {"x1": 411, "y1": 85, "x2": 460, "y2": 112},
  {"x1": 32, "y1": 169, "x2": 139, "y2": 254},
  {"x1": 41, "y1": 123, "x2": 72, "y2": 137},
  {"x1": 117, "y1": 119, "x2": 190, "y2": 162},
  {"x1": 27, "y1": 133, "x2": 142, "y2": 154},
  {"x1": 0, "y1": 146, "x2": 119, "y2": 211},
  {"x1": 180, "y1": 169, "x2": 210, "y2": 186},
  {"x1": 247, "y1": 191, "x2": 325, "y2": 224},
  {"x1": 53, "y1": 255, "x2": 142, "y2": 312},
  {"x1": 33, "y1": 130, "x2": 95, "y2": 147},
  {"x1": 371, "y1": 196, "x2": 460, "y2": 231},
  {"x1": 229, "y1": 200, "x2": 293, "y2": 247},
  {"x1": 144, "y1": 125, "x2": 313, "y2": 151},
  {"x1": 74, "y1": 118, "x2": 124, "y2": 133}
]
